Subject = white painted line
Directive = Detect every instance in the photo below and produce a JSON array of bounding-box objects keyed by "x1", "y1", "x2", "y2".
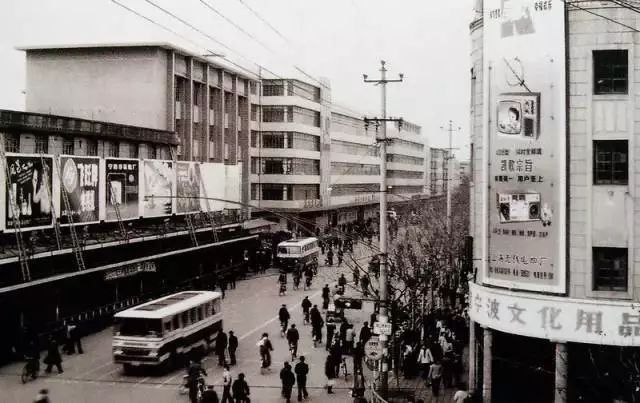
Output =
[{"x1": 81, "y1": 360, "x2": 115, "y2": 377}]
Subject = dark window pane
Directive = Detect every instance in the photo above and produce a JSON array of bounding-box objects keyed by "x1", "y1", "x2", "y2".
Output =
[
  {"x1": 593, "y1": 50, "x2": 628, "y2": 95},
  {"x1": 593, "y1": 140, "x2": 628, "y2": 185},
  {"x1": 593, "y1": 247, "x2": 627, "y2": 291}
]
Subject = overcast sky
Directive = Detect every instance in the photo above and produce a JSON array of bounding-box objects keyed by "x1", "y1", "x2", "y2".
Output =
[{"x1": 0, "y1": 0, "x2": 472, "y2": 158}]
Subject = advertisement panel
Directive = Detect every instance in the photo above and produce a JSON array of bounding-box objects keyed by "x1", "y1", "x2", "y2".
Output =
[
  {"x1": 224, "y1": 164, "x2": 241, "y2": 209},
  {"x1": 105, "y1": 158, "x2": 139, "y2": 221},
  {"x1": 4, "y1": 154, "x2": 54, "y2": 231},
  {"x1": 483, "y1": 0, "x2": 566, "y2": 293},
  {"x1": 59, "y1": 156, "x2": 100, "y2": 224},
  {"x1": 176, "y1": 162, "x2": 201, "y2": 214},
  {"x1": 200, "y1": 163, "x2": 226, "y2": 212},
  {"x1": 142, "y1": 160, "x2": 174, "y2": 217}
]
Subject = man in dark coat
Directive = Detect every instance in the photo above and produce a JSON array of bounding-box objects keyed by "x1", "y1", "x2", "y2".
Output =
[
  {"x1": 359, "y1": 322, "x2": 372, "y2": 344},
  {"x1": 353, "y1": 341, "x2": 364, "y2": 375},
  {"x1": 228, "y1": 331, "x2": 238, "y2": 366},
  {"x1": 294, "y1": 356, "x2": 309, "y2": 401},
  {"x1": 201, "y1": 385, "x2": 219, "y2": 403},
  {"x1": 310, "y1": 305, "x2": 324, "y2": 345},
  {"x1": 231, "y1": 372, "x2": 250, "y2": 403},
  {"x1": 280, "y1": 362, "x2": 296, "y2": 403},
  {"x1": 44, "y1": 336, "x2": 63, "y2": 374},
  {"x1": 321, "y1": 285, "x2": 330, "y2": 310},
  {"x1": 216, "y1": 330, "x2": 228, "y2": 366},
  {"x1": 324, "y1": 354, "x2": 337, "y2": 394}
]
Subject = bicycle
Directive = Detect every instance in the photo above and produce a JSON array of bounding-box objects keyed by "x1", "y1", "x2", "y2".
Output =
[
  {"x1": 289, "y1": 342, "x2": 297, "y2": 361},
  {"x1": 340, "y1": 357, "x2": 349, "y2": 381},
  {"x1": 21, "y1": 358, "x2": 39, "y2": 384}
]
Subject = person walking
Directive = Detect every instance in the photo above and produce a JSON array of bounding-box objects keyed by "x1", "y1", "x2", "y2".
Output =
[
  {"x1": 294, "y1": 356, "x2": 309, "y2": 401},
  {"x1": 44, "y1": 336, "x2": 63, "y2": 374},
  {"x1": 338, "y1": 274, "x2": 347, "y2": 292},
  {"x1": 321, "y1": 284, "x2": 330, "y2": 311},
  {"x1": 325, "y1": 321, "x2": 336, "y2": 352},
  {"x1": 280, "y1": 362, "x2": 296, "y2": 403},
  {"x1": 353, "y1": 341, "x2": 364, "y2": 376},
  {"x1": 221, "y1": 365, "x2": 233, "y2": 403},
  {"x1": 257, "y1": 333, "x2": 273, "y2": 373},
  {"x1": 216, "y1": 330, "x2": 228, "y2": 366},
  {"x1": 360, "y1": 275, "x2": 370, "y2": 297},
  {"x1": 301, "y1": 297, "x2": 311, "y2": 325},
  {"x1": 417, "y1": 344, "x2": 434, "y2": 381},
  {"x1": 324, "y1": 354, "x2": 336, "y2": 394},
  {"x1": 310, "y1": 306, "x2": 324, "y2": 346},
  {"x1": 286, "y1": 324, "x2": 300, "y2": 359},
  {"x1": 34, "y1": 389, "x2": 51, "y2": 403},
  {"x1": 231, "y1": 372, "x2": 251, "y2": 403},
  {"x1": 427, "y1": 359, "x2": 443, "y2": 397},
  {"x1": 337, "y1": 249, "x2": 344, "y2": 266},
  {"x1": 359, "y1": 322, "x2": 371, "y2": 344},
  {"x1": 201, "y1": 385, "x2": 219, "y2": 403},
  {"x1": 220, "y1": 276, "x2": 227, "y2": 299},
  {"x1": 228, "y1": 331, "x2": 238, "y2": 366}
]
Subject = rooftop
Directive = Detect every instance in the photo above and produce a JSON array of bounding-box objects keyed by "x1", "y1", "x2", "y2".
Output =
[{"x1": 115, "y1": 290, "x2": 221, "y2": 319}]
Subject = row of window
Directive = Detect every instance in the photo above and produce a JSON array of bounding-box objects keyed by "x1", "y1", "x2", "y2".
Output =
[
  {"x1": 261, "y1": 106, "x2": 321, "y2": 127},
  {"x1": 330, "y1": 113, "x2": 373, "y2": 137},
  {"x1": 250, "y1": 131, "x2": 320, "y2": 151},
  {"x1": 331, "y1": 140, "x2": 379, "y2": 156},
  {"x1": 387, "y1": 154, "x2": 424, "y2": 165},
  {"x1": 163, "y1": 299, "x2": 221, "y2": 335},
  {"x1": 328, "y1": 183, "x2": 378, "y2": 197},
  {"x1": 250, "y1": 184, "x2": 320, "y2": 200},
  {"x1": 390, "y1": 138, "x2": 424, "y2": 152},
  {"x1": 2, "y1": 133, "x2": 159, "y2": 158},
  {"x1": 390, "y1": 185, "x2": 424, "y2": 194},
  {"x1": 387, "y1": 170, "x2": 424, "y2": 179},
  {"x1": 250, "y1": 157, "x2": 320, "y2": 175},
  {"x1": 331, "y1": 162, "x2": 380, "y2": 176},
  {"x1": 261, "y1": 80, "x2": 322, "y2": 102}
]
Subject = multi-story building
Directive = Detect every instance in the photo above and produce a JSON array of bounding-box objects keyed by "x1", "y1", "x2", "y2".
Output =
[
  {"x1": 252, "y1": 78, "x2": 427, "y2": 232},
  {"x1": 428, "y1": 147, "x2": 448, "y2": 196},
  {"x1": 469, "y1": 2, "x2": 640, "y2": 402}
]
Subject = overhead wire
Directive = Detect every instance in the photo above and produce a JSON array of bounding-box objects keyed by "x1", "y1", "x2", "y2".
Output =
[{"x1": 236, "y1": 0, "x2": 291, "y2": 44}]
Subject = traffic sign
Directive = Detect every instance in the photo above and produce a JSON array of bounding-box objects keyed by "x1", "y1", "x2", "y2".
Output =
[
  {"x1": 364, "y1": 336, "x2": 383, "y2": 360},
  {"x1": 373, "y1": 321, "x2": 392, "y2": 336}
]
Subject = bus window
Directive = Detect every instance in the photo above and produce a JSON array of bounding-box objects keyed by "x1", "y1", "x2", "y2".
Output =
[
  {"x1": 115, "y1": 318, "x2": 162, "y2": 337},
  {"x1": 181, "y1": 311, "x2": 189, "y2": 327},
  {"x1": 197, "y1": 306, "x2": 203, "y2": 321},
  {"x1": 190, "y1": 308, "x2": 197, "y2": 324},
  {"x1": 164, "y1": 321, "x2": 172, "y2": 333},
  {"x1": 213, "y1": 300, "x2": 221, "y2": 315},
  {"x1": 173, "y1": 315, "x2": 180, "y2": 329}
]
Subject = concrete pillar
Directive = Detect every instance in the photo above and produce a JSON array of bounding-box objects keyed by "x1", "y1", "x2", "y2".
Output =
[
  {"x1": 555, "y1": 342, "x2": 568, "y2": 403},
  {"x1": 482, "y1": 328, "x2": 492, "y2": 403},
  {"x1": 469, "y1": 320, "x2": 477, "y2": 394}
]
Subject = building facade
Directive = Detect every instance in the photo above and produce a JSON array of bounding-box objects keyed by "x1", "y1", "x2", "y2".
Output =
[{"x1": 469, "y1": 2, "x2": 640, "y2": 402}]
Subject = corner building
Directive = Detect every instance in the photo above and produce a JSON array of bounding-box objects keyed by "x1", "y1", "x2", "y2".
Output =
[{"x1": 470, "y1": 2, "x2": 640, "y2": 402}]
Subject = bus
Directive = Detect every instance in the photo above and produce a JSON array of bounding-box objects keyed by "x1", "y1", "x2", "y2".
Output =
[
  {"x1": 112, "y1": 291, "x2": 223, "y2": 372},
  {"x1": 277, "y1": 237, "x2": 320, "y2": 273}
]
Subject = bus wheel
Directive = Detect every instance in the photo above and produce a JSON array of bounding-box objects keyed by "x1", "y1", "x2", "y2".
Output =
[{"x1": 123, "y1": 363, "x2": 133, "y2": 375}]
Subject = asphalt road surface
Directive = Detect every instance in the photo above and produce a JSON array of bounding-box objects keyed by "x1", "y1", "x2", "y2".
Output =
[{"x1": 0, "y1": 242, "x2": 378, "y2": 403}]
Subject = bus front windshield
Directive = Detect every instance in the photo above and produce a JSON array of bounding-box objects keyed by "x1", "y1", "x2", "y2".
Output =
[
  {"x1": 115, "y1": 318, "x2": 162, "y2": 337},
  {"x1": 278, "y1": 246, "x2": 301, "y2": 255}
]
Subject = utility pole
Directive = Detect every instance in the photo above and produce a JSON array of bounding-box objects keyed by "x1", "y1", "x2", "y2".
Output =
[{"x1": 363, "y1": 60, "x2": 403, "y2": 397}]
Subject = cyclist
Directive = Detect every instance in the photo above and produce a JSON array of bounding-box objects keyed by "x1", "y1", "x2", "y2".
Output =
[
  {"x1": 301, "y1": 296, "x2": 312, "y2": 324},
  {"x1": 304, "y1": 266, "x2": 313, "y2": 290},
  {"x1": 293, "y1": 266, "x2": 302, "y2": 290},
  {"x1": 186, "y1": 359, "x2": 207, "y2": 403},
  {"x1": 278, "y1": 272, "x2": 287, "y2": 296},
  {"x1": 278, "y1": 304, "x2": 290, "y2": 336},
  {"x1": 286, "y1": 324, "x2": 300, "y2": 359},
  {"x1": 338, "y1": 274, "x2": 347, "y2": 294},
  {"x1": 337, "y1": 249, "x2": 344, "y2": 266},
  {"x1": 257, "y1": 333, "x2": 273, "y2": 373}
]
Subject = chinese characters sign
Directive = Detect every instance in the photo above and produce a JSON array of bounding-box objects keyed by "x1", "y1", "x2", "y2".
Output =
[
  {"x1": 105, "y1": 159, "x2": 139, "y2": 221},
  {"x1": 469, "y1": 283, "x2": 640, "y2": 346},
  {"x1": 483, "y1": 0, "x2": 566, "y2": 293},
  {"x1": 60, "y1": 156, "x2": 100, "y2": 224}
]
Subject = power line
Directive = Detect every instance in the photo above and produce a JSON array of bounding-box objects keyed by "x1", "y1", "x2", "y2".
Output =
[
  {"x1": 564, "y1": 0, "x2": 640, "y2": 32},
  {"x1": 236, "y1": 0, "x2": 291, "y2": 43}
]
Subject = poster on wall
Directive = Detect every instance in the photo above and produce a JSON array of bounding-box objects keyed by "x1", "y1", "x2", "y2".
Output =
[
  {"x1": 483, "y1": 0, "x2": 566, "y2": 293},
  {"x1": 105, "y1": 158, "x2": 139, "y2": 221},
  {"x1": 142, "y1": 160, "x2": 174, "y2": 217},
  {"x1": 4, "y1": 154, "x2": 54, "y2": 231},
  {"x1": 176, "y1": 162, "x2": 201, "y2": 214},
  {"x1": 59, "y1": 156, "x2": 100, "y2": 224},
  {"x1": 200, "y1": 163, "x2": 226, "y2": 212}
]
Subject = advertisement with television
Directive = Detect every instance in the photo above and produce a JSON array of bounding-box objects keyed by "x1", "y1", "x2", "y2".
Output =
[{"x1": 105, "y1": 158, "x2": 139, "y2": 221}]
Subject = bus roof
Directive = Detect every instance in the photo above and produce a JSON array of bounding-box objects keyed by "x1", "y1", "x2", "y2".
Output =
[
  {"x1": 278, "y1": 237, "x2": 318, "y2": 247},
  {"x1": 114, "y1": 291, "x2": 221, "y2": 320}
]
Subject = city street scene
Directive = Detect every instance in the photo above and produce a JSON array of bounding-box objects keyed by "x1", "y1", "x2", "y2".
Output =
[{"x1": 1, "y1": 0, "x2": 640, "y2": 402}]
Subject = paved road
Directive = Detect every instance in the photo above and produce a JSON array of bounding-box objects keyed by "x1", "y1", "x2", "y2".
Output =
[{"x1": 0, "y1": 242, "x2": 377, "y2": 403}]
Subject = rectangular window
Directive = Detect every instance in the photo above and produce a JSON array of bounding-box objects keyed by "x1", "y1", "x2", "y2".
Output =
[
  {"x1": 62, "y1": 138, "x2": 74, "y2": 155},
  {"x1": 593, "y1": 247, "x2": 628, "y2": 291},
  {"x1": 107, "y1": 141, "x2": 119, "y2": 158},
  {"x1": 593, "y1": 50, "x2": 628, "y2": 94},
  {"x1": 35, "y1": 136, "x2": 48, "y2": 154},
  {"x1": 86, "y1": 139, "x2": 98, "y2": 156},
  {"x1": 262, "y1": 107, "x2": 285, "y2": 123},
  {"x1": 263, "y1": 81, "x2": 284, "y2": 96},
  {"x1": 4, "y1": 133, "x2": 20, "y2": 153},
  {"x1": 129, "y1": 143, "x2": 138, "y2": 159},
  {"x1": 593, "y1": 140, "x2": 628, "y2": 185}
]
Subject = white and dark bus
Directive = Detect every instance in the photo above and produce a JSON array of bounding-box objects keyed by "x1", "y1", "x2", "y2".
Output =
[
  {"x1": 112, "y1": 291, "x2": 223, "y2": 371},
  {"x1": 277, "y1": 237, "x2": 320, "y2": 272}
]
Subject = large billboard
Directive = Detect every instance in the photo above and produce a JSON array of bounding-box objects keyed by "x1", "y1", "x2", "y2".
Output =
[
  {"x1": 105, "y1": 158, "x2": 139, "y2": 221},
  {"x1": 483, "y1": 0, "x2": 566, "y2": 293},
  {"x1": 59, "y1": 156, "x2": 100, "y2": 224},
  {"x1": 200, "y1": 163, "x2": 226, "y2": 212},
  {"x1": 142, "y1": 160, "x2": 174, "y2": 217},
  {"x1": 4, "y1": 154, "x2": 54, "y2": 231},
  {"x1": 176, "y1": 162, "x2": 201, "y2": 214}
]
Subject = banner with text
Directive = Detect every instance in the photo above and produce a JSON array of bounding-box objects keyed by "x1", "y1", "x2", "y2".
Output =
[
  {"x1": 142, "y1": 160, "x2": 174, "y2": 217},
  {"x1": 483, "y1": 0, "x2": 566, "y2": 293},
  {"x1": 105, "y1": 158, "x2": 139, "y2": 221},
  {"x1": 176, "y1": 162, "x2": 201, "y2": 214},
  {"x1": 60, "y1": 156, "x2": 100, "y2": 224},
  {"x1": 4, "y1": 154, "x2": 54, "y2": 231}
]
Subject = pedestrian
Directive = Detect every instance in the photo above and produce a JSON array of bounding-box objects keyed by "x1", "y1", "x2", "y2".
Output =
[
  {"x1": 321, "y1": 284, "x2": 330, "y2": 310},
  {"x1": 453, "y1": 386, "x2": 472, "y2": 403},
  {"x1": 220, "y1": 277, "x2": 227, "y2": 299},
  {"x1": 337, "y1": 249, "x2": 344, "y2": 266},
  {"x1": 359, "y1": 322, "x2": 371, "y2": 344},
  {"x1": 216, "y1": 329, "x2": 228, "y2": 366},
  {"x1": 228, "y1": 271, "x2": 237, "y2": 289},
  {"x1": 301, "y1": 296, "x2": 312, "y2": 325},
  {"x1": 329, "y1": 339, "x2": 342, "y2": 377},
  {"x1": 70, "y1": 322, "x2": 83, "y2": 354},
  {"x1": 402, "y1": 343, "x2": 414, "y2": 378},
  {"x1": 221, "y1": 365, "x2": 233, "y2": 403},
  {"x1": 345, "y1": 325, "x2": 355, "y2": 355},
  {"x1": 286, "y1": 324, "x2": 300, "y2": 358},
  {"x1": 326, "y1": 248, "x2": 334, "y2": 266},
  {"x1": 201, "y1": 385, "x2": 220, "y2": 403},
  {"x1": 326, "y1": 321, "x2": 336, "y2": 351},
  {"x1": 228, "y1": 331, "x2": 238, "y2": 366},
  {"x1": 417, "y1": 344, "x2": 434, "y2": 380},
  {"x1": 34, "y1": 389, "x2": 50, "y2": 403},
  {"x1": 231, "y1": 372, "x2": 251, "y2": 403},
  {"x1": 428, "y1": 359, "x2": 443, "y2": 397},
  {"x1": 324, "y1": 354, "x2": 336, "y2": 394},
  {"x1": 352, "y1": 342, "x2": 364, "y2": 380},
  {"x1": 338, "y1": 274, "x2": 347, "y2": 291},
  {"x1": 44, "y1": 336, "x2": 63, "y2": 374},
  {"x1": 280, "y1": 361, "x2": 296, "y2": 403},
  {"x1": 294, "y1": 356, "x2": 309, "y2": 401},
  {"x1": 310, "y1": 305, "x2": 324, "y2": 346},
  {"x1": 360, "y1": 275, "x2": 369, "y2": 297},
  {"x1": 257, "y1": 333, "x2": 273, "y2": 373}
]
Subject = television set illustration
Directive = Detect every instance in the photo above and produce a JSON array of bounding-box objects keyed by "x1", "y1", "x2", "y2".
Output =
[
  {"x1": 496, "y1": 93, "x2": 540, "y2": 139},
  {"x1": 497, "y1": 192, "x2": 540, "y2": 223}
]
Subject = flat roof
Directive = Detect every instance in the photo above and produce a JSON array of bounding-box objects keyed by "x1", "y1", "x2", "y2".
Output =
[
  {"x1": 279, "y1": 237, "x2": 318, "y2": 246},
  {"x1": 16, "y1": 41, "x2": 259, "y2": 81},
  {"x1": 114, "y1": 290, "x2": 221, "y2": 319}
]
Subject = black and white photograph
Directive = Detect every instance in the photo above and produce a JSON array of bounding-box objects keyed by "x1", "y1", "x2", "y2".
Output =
[{"x1": 1, "y1": 1, "x2": 639, "y2": 402}]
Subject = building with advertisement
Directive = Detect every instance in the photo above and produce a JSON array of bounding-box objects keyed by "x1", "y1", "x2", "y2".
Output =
[
  {"x1": 428, "y1": 147, "x2": 449, "y2": 196},
  {"x1": 469, "y1": 1, "x2": 640, "y2": 402},
  {"x1": 251, "y1": 78, "x2": 430, "y2": 232}
]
